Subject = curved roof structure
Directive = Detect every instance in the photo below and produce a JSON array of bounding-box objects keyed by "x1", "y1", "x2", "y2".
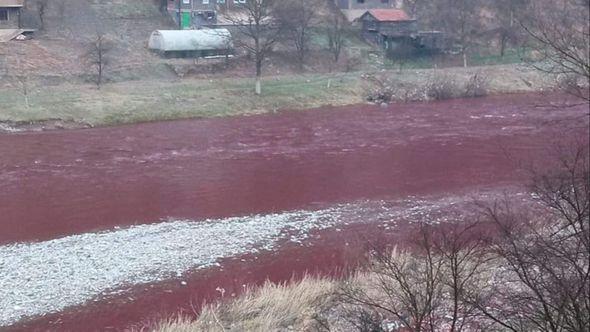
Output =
[
  {"x1": 148, "y1": 29, "x2": 232, "y2": 52},
  {"x1": 0, "y1": 0, "x2": 24, "y2": 7}
]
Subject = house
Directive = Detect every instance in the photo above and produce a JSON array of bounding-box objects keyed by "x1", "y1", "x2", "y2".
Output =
[
  {"x1": 334, "y1": 0, "x2": 403, "y2": 22},
  {"x1": 166, "y1": 0, "x2": 247, "y2": 29},
  {"x1": 360, "y1": 9, "x2": 444, "y2": 55},
  {"x1": 360, "y1": 9, "x2": 417, "y2": 47},
  {"x1": 0, "y1": 0, "x2": 23, "y2": 29}
]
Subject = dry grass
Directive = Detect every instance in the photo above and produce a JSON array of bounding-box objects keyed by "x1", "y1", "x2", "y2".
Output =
[
  {"x1": 156, "y1": 276, "x2": 336, "y2": 332},
  {"x1": 0, "y1": 64, "x2": 556, "y2": 130},
  {"x1": 0, "y1": 73, "x2": 361, "y2": 128}
]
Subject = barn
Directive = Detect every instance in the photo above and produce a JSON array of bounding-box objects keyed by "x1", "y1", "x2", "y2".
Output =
[
  {"x1": 148, "y1": 29, "x2": 233, "y2": 58},
  {"x1": 360, "y1": 9, "x2": 418, "y2": 49},
  {"x1": 360, "y1": 9, "x2": 444, "y2": 56}
]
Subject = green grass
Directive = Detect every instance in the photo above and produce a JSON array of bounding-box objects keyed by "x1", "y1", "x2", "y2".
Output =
[
  {"x1": 0, "y1": 63, "x2": 554, "y2": 128},
  {"x1": 0, "y1": 73, "x2": 363, "y2": 127},
  {"x1": 469, "y1": 48, "x2": 529, "y2": 66},
  {"x1": 310, "y1": 27, "x2": 370, "y2": 50},
  {"x1": 368, "y1": 47, "x2": 531, "y2": 71}
]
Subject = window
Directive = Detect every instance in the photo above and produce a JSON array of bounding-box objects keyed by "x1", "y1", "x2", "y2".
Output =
[
  {"x1": 203, "y1": 0, "x2": 209, "y2": 4},
  {"x1": 0, "y1": 9, "x2": 8, "y2": 21}
]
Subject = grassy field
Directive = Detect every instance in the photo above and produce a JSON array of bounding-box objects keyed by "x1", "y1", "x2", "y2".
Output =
[
  {"x1": 0, "y1": 73, "x2": 360, "y2": 127},
  {"x1": 0, "y1": 64, "x2": 555, "y2": 129}
]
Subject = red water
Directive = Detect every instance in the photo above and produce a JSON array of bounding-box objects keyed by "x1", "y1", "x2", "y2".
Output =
[{"x1": 1, "y1": 92, "x2": 588, "y2": 331}]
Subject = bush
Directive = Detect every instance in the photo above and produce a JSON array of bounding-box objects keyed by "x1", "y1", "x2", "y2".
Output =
[
  {"x1": 464, "y1": 73, "x2": 489, "y2": 98},
  {"x1": 425, "y1": 74, "x2": 460, "y2": 100},
  {"x1": 363, "y1": 73, "x2": 394, "y2": 104},
  {"x1": 556, "y1": 73, "x2": 590, "y2": 100}
]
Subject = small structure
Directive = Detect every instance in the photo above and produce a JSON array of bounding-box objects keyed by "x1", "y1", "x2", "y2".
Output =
[
  {"x1": 360, "y1": 9, "x2": 417, "y2": 48},
  {"x1": 166, "y1": 0, "x2": 248, "y2": 29},
  {"x1": 0, "y1": 0, "x2": 23, "y2": 29},
  {"x1": 148, "y1": 29, "x2": 233, "y2": 58},
  {"x1": 360, "y1": 9, "x2": 444, "y2": 55}
]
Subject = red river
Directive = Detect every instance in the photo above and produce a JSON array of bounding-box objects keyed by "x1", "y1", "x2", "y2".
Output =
[{"x1": 0, "y1": 92, "x2": 588, "y2": 331}]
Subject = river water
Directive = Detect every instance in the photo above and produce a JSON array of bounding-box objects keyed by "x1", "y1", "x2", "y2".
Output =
[{"x1": 0, "y1": 92, "x2": 587, "y2": 331}]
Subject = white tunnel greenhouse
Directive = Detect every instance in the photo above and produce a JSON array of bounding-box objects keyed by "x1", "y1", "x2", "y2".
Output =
[{"x1": 148, "y1": 29, "x2": 233, "y2": 58}]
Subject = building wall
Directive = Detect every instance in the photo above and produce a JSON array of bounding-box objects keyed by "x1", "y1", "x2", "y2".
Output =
[
  {"x1": 361, "y1": 15, "x2": 418, "y2": 48},
  {"x1": 167, "y1": 0, "x2": 247, "y2": 28},
  {"x1": 0, "y1": 7, "x2": 20, "y2": 29},
  {"x1": 361, "y1": 15, "x2": 417, "y2": 35},
  {"x1": 377, "y1": 21, "x2": 418, "y2": 37},
  {"x1": 167, "y1": 0, "x2": 247, "y2": 11}
]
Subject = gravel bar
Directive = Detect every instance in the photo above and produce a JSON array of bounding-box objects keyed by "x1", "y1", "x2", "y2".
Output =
[{"x1": 0, "y1": 193, "x2": 500, "y2": 326}]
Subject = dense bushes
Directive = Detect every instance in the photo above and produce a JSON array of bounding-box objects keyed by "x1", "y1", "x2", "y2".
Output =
[
  {"x1": 365, "y1": 72, "x2": 490, "y2": 104},
  {"x1": 425, "y1": 74, "x2": 461, "y2": 100}
]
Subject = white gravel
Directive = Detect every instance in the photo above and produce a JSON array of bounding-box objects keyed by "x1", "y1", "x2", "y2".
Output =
[{"x1": 0, "y1": 193, "x2": 503, "y2": 327}]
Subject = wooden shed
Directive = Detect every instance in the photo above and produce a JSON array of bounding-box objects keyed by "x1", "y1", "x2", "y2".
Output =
[{"x1": 360, "y1": 9, "x2": 418, "y2": 49}]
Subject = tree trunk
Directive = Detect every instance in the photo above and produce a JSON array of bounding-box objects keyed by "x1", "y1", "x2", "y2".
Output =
[
  {"x1": 463, "y1": 51, "x2": 468, "y2": 68},
  {"x1": 255, "y1": 59, "x2": 262, "y2": 95},
  {"x1": 255, "y1": 78, "x2": 261, "y2": 95}
]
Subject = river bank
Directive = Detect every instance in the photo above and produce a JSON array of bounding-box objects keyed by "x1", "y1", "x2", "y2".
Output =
[
  {"x1": 0, "y1": 64, "x2": 556, "y2": 133},
  {"x1": 2, "y1": 92, "x2": 587, "y2": 331}
]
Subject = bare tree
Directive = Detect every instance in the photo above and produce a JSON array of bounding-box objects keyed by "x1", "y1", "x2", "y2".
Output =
[
  {"x1": 434, "y1": 0, "x2": 483, "y2": 67},
  {"x1": 225, "y1": 0, "x2": 283, "y2": 95},
  {"x1": 490, "y1": 0, "x2": 531, "y2": 57},
  {"x1": 83, "y1": 33, "x2": 114, "y2": 88},
  {"x1": 340, "y1": 223, "x2": 490, "y2": 332},
  {"x1": 340, "y1": 228, "x2": 446, "y2": 332},
  {"x1": 275, "y1": 0, "x2": 317, "y2": 70},
  {"x1": 326, "y1": 13, "x2": 346, "y2": 66},
  {"x1": 521, "y1": 0, "x2": 590, "y2": 101},
  {"x1": 474, "y1": 142, "x2": 590, "y2": 332},
  {"x1": 15, "y1": 53, "x2": 30, "y2": 109},
  {"x1": 432, "y1": 223, "x2": 491, "y2": 332},
  {"x1": 37, "y1": 0, "x2": 48, "y2": 31},
  {"x1": 56, "y1": 0, "x2": 66, "y2": 19},
  {"x1": 387, "y1": 38, "x2": 415, "y2": 73}
]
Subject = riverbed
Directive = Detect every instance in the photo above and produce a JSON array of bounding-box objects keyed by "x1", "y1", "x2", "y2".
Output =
[{"x1": 1, "y1": 92, "x2": 587, "y2": 331}]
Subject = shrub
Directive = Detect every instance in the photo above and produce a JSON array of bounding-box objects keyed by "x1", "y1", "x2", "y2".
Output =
[
  {"x1": 556, "y1": 73, "x2": 590, "y2": 100},
  {"x1": 425, "y1": 74, "x2": 460, "y2": 100},
  {"x1": 464, "y1": 73, "x2": 489, "y2": 98}
]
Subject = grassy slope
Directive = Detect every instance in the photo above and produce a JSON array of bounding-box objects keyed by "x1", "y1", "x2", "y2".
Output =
[
  {"x1": 0, "y1": 64, "x2": 554, "y2": 128},
  {"x1": 155, "y1": 276, "x2": 336, "y2": 332}
]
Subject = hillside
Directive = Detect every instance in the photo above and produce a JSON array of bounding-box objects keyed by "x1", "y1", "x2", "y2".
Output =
[{"x1": 0, "y1": 0, "x2": 176, "y2": 84}]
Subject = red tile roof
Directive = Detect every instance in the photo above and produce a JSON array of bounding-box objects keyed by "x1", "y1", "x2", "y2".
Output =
[{"x1": 366, "y1": 9, "x2": 412, "y2": 22}]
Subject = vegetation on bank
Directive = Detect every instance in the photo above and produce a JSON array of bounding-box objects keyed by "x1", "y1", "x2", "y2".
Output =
[
  {"x1": 154, "y1": 142, "x2": 589, "y2": 332},
  {"x1": 0, "y1": 64, "x2": 556, "y2": 130}
]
